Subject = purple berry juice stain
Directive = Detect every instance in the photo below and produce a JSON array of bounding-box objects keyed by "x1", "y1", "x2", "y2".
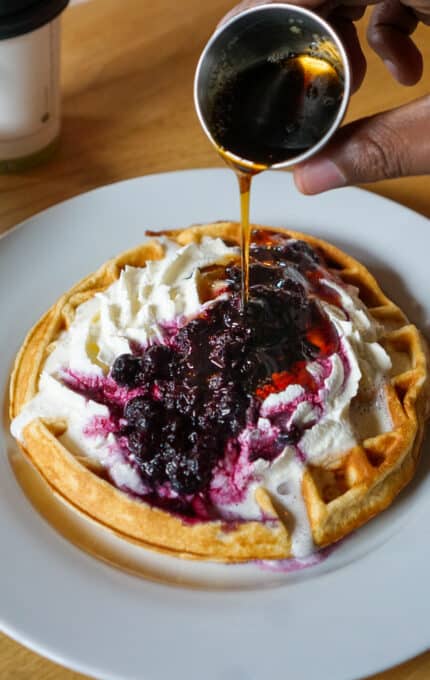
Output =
[{"x1": 62, "y1": 233, "x2": 348, "y2": 520}]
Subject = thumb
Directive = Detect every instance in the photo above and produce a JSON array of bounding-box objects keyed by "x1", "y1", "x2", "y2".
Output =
[{"x1": 294, "y1": 95, "x2": 430, "y2": 194}]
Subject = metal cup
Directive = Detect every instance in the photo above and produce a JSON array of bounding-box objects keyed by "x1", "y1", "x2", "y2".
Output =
[{"x1": 194, "y1": 3, "x2": 351, "y2": 170}]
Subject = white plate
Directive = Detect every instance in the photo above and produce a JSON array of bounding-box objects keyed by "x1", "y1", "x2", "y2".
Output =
[{"x1": 1, "y1": 169, "x2": 429, "y2": 680}]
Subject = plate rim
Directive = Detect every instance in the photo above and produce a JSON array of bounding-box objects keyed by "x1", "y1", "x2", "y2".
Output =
[
  {"x1": 1, "y1": 167, "x2": 428, "y2": 247},
  {"x1": 1, "y1": 168, "x2": 429, "y2": 680}
]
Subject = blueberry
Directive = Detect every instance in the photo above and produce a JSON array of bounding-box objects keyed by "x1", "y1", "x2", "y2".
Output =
[
  {"x1": 125, "y1": 397, "x2": 154, "y2": 423},
  {"x1": 127, "y1": 430, "x2": 146, "y2": 457},
  {"x1": 138, "y1": 453, "x2": 166, "y2": 481},
  {"x1": 176, "y1": 388, "x2": 198, "y2": 415},
  {"x1": 249, "y1": 263, "x2": 283, "y2": 287},
  {"x1": 141, "y1": 345, "x2": 174, "y2": 379},
  {"x1": 166, "y1": 454, "x2": 206, "y2": 495},
  {"x1": 249, "y1": 245, "x2": 278, "y2": 263},
  {"x1": 278, "y1": 278, "x2": 306, "y2": 297},
  {"x1": 276, "y1": 240, "x2": 321, "y2": 267},
  {"x1": 225, "y1": 265, "x2": 242, "y2": 292},
  {"x1": 116, "y1": 235, "x2": 337, "y2": 501},
  {"x1": 278, "y1": 426, "x2": 301, "y2": 446},
  {"x1": 111, "y1": 354, "x2": 142, "y2": 387}
]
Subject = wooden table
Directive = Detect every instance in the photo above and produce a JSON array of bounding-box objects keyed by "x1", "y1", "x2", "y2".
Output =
[{"x1": 0, "y1": 1, "x2": 429, "y2": 678}]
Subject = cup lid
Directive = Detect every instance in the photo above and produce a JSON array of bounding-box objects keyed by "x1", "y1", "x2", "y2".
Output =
[
  {"x1": 0, "y1": 0, "x2": 69, "y2": 39},
  {"x1": 0, "y1": 1, "x2": 40, "y2": 17}
]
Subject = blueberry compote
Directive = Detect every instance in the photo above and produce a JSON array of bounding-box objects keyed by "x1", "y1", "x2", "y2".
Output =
[{"x1": 75, "y1": 233, "x2": 341, "y2": 519}]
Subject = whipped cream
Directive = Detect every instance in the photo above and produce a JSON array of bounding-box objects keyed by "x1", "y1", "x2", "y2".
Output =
[
  {"x1": 12, "y1": 236, "x2": 237, "y2": 489},
  {"x1": 11, "y1": 236, "x2": 393, "y2": 559}
]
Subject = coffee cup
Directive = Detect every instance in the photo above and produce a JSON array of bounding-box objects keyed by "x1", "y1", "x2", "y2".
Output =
[{"x1": 0, "y1": 0, "x2": 70, "y2": 172}]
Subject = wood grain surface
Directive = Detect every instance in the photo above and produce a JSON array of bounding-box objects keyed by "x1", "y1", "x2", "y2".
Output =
[{"x1": 0, "y1": 0, "x2": 429, "y2": 678}]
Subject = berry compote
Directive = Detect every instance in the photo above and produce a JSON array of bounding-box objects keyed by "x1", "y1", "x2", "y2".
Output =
[{"x1": 67, "y1": 232, "x2": 342, "y2": 518}]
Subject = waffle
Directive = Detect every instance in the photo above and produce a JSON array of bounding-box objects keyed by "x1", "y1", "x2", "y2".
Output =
[{"x1": 9, "y1": 223, "x2": 430, "y2": 562}]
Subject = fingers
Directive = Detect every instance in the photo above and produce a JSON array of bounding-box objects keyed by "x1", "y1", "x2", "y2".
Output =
[
  {"x1": 367, "y1": 0, "x2": 423, "y2": 85},
  {"x1": 332, "y1": 5, "x2": 366, "y2": 20},
  {"x1": 293, "y1": 95, "x2": 430, "y2": 192},
  {"x1": 329, "y1": 16, "x2": 367, "y2": 92}
]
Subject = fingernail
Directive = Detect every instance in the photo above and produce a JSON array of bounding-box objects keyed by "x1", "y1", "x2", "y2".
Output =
[
  {"x1": 384, "y1": 60, "x2": 399, "y2": 80},
  {"x1": 294, "y1": 160, "x2": 346, "y2": 195}
]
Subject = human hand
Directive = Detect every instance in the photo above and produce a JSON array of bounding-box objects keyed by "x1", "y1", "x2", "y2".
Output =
[
  {"x1": 295, "y1": 0, "x2": 430, "y2": 192},
  {"x1": 294, "y1": 95, "x2": 430, "y2": 193},
  {"x1": 220, "y1": 1, "x2": 430, "y2": 191},
  {"x1": 222, "y1": 0, "x2": 430, "y2": 86}
]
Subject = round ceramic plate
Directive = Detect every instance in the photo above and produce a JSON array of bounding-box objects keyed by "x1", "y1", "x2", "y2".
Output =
[{"x1": 1, "y1": 169, "x2": 429, "y2": 680}]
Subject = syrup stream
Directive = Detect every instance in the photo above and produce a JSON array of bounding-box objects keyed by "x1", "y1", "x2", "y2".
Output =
[
  {"x1": 237, "y1": 171, "x2": 252, "y2": 305},
  {"x1": 210, "y1": 52, "x2": 344, "y2": 308}
]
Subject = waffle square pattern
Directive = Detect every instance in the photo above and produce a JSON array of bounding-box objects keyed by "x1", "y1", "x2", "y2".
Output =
[{"x1": 9, "y1": 224, "x2": 430, "y2": 562}]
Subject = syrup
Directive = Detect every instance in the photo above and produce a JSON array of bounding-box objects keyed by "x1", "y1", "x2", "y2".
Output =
[
  {"x1": 209, "y1": 53, "x2": 344, "y2": 305},
  {"x1": 238, "y1": 172, "x2": 252, "y2": 304},
  {"x1": 73, "y1": 235, "x2": 341, "y2": 510},
  {"x1": 210, "y1": 54, "x2": 343, "y2": 166},
  {"x1": 9, "y1": 234, "x2": 344, "y2": 526}
]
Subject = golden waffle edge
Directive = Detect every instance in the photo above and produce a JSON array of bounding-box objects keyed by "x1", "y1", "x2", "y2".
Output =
[{"x1": 9, "y1": 223, "x2": 430, "y2": 562}]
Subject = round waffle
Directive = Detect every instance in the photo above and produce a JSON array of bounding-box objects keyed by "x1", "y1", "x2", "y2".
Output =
[{"x1": 9, "y1": 223, "x2": 430, "y2": 561}]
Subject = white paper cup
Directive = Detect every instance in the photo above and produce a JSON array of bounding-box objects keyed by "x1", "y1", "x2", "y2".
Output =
[{"x1": 0, "y1": 0, "x2": 69, "y2": 171}]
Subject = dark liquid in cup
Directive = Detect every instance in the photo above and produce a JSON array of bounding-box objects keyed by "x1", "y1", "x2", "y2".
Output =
[{"x1": 210, "y1": 54, "x2": 344, "y2": 166}]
